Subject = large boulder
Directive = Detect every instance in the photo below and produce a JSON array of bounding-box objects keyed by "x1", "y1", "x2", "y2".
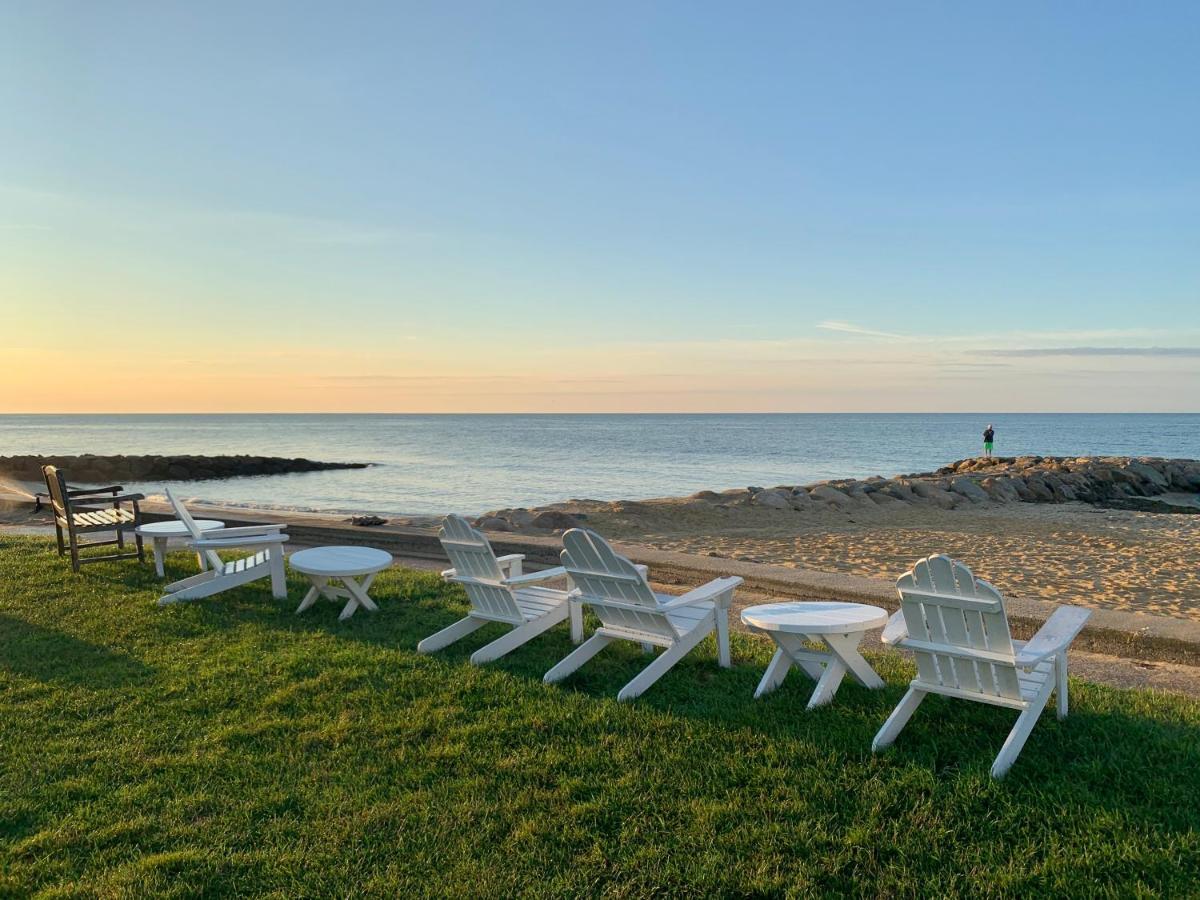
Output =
[
  {"x1": 877, "y1": 480, "x2": 919, "y2": 503},
  {"x1": 911, "y1": 481, "x2": 960, "y2": 509},
  {"x1": 475, "y1": 516, "x2": 512, "y2": 532},
  {"x1": 530, "y1": 511, "x2": 581, "y2": 531},
  {"x1": 1127, "y1": 460, "x2": 1169, "y2": 491},
  {"x1": 809, "y1": 485, "x2": 857, "y2": 509},
  {"x1": 751, "y1": 489, "x2": 792, "y2": 510},
  {"x1": 980, "y1": 476, "x2": 1021, "y2": 503},
  {"x1": 949, "y1": 476, "x2": 990, "y2": 503}
]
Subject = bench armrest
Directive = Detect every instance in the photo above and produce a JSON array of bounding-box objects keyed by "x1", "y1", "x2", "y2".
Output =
[
  {"x1": 1014, "y1": 606, "x2": 1091, "y2": 667},
  {"x1": 496, "y1": 553, "x2": 524, "y2": 578},
  {"x1": 881, "y1": 611, "x2": 908, "y2": 645},
  {"x1": 192, "y1": 534, "x2": 290, "y2": 550},
  {"x1": 68, "y1": 485, "x2": 124, "y2": 496},
  {"x1": 658, "y1": 576, "x2": 743, "y2": 610},
  {"x1": 502, "y1": 565, "x2": 568, "y2": 586},
  {"x1": 203, "y1": 525, "x2": 287, "y2": 538},
  {"x1": 74, "y1": 493, "x2": 144, "y2": 505}
]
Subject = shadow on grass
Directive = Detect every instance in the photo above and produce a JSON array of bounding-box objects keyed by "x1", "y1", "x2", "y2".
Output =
[{"x1": 0, "y1": 613, "x2": 154, "y2": 689}]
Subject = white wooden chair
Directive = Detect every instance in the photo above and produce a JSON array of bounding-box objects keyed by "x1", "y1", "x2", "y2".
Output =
[
  {"x1": 872, "y1": 554, "x2": 1091, "y2": 778},
  {"x1": 418, "y1": 514, "x2": 581, "y2": 664},
  {"x1": 544, "y1": 528, "x2": 742, "y2": 701},
  {"x1": 157, "y1": 487, "x2": 289, "y2": 606}
]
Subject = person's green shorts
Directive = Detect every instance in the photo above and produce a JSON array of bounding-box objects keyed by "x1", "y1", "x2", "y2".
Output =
[{"x1": 984, "y1": 442, "x2": 993, "y2": 452}]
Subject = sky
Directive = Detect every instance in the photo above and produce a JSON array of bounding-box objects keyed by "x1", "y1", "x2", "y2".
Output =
[{"x1": 2, "y1": 1, "x2": 1199, "y2": 413}]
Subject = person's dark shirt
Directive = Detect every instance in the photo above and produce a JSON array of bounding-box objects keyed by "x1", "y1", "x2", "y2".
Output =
[{"x1": 983, "y1": 428, "x2": 995, "y2": 442}]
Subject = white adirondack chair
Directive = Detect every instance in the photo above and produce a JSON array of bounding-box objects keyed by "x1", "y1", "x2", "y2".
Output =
[
  {"x1": 544, "y1": 528, "x2": 742, "y2": 701},
  {"x1": 418, "y1": 514, "x2": 581, "y2": 664},
  {"x1": 872, "y1": 554, "x2": 1091, "y2": 778},
  {"x1": 157, "y1": 487, "x2": 289, "y2": 606}
]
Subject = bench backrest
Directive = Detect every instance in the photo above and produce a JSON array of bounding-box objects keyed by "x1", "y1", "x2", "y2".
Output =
[
  {"x1": 896, "y1": 554, "x2": 1021, "y2": 701},
  {"x1": 41, "y1": 466, "x2": 73, "y2": 531},
  {"x1": 439, "y1": 514, "x2": 522, "y2": 624}
]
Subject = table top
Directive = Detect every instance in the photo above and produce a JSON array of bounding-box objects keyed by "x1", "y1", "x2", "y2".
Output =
[
  {"x1": 289, "y1": 545, "x2": 393, "y2": 576},
  {"x1": 136, "y1": 519, "x2": 224, "y2": 536},
  {"x1": 741, "y1": 601, "x2": 889, "y2": 634}
]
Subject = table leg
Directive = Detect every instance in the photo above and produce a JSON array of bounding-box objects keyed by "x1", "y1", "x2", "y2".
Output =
[
  {"x1": 821, "y1": 633, "x2": 884, "y2": 690},
  {"x1": 152, "y1": 538, "x2": 166, "y2": 578},
  {"x1": 296, "y1": 579, "x2": 321, "y2": 614},
  {"x1": 339, "y1": 574, "x2": 380, "y2": 621},
  {"x1": 806, "y1": 655, "x2": 849, "y2": 709},
  {"x1": 754, "y1": 645, "x2": 794, "y2": 698}
]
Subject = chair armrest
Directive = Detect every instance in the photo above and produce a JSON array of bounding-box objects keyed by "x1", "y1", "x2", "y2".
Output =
[
  {"x1": 502, "y1": 565, "x2": 568, "y2": 586},
  {"x1": 441, "y1": 567, "x2": 456, "y2": 580},
  {"x1": 496, "y1": 553, "x2": 525, "y2": 578},
  {"x1": 74, "y1": 493, "x2": 144, "y2": 505},
  {"x1": 1014, "y1": 606, "x2": 1091, "y2": 667},
  {"x1": 68, "y1": 485, "x2": 123, "y2": 496},
  {"x1": 658, "y1": 576, "x2": 743, "y2": 610},
  {"x1": 881, "y1": 610, "x2": 908, "y2": 645},
  {"x1": 204, "y1": 525, "x2": 287, "y2": 537},
  {"x1": 634, "y1": 564, "x2": 649, "y2": 578},
  {"x1": 193, "y1": 534, "x2": 290, "y2": 550}
]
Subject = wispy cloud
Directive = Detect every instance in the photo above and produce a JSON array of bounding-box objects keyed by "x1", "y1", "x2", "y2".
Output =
[
  {"x1": 815, "y1": 321, "x2": 910, "y2": 340},
  {"x1": 984, "y1": 346, "x2": 1200, "y2": 358}
]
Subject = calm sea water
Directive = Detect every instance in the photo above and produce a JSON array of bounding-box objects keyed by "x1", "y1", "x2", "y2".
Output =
[{"x1": 1, "y1": 414, "x2": 1197, "y2": 516}]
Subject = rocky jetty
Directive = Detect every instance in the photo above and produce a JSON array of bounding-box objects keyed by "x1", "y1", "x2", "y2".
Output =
[
  {"x1": 732, "y1": 456, "x2": 1200, "y2": 516},
  {"x1": 0, "y1": 454, "x2": 370, "y2": 483},
  {"x1": 472, "y1": 456, "x2": 1200, "y2": 533}
]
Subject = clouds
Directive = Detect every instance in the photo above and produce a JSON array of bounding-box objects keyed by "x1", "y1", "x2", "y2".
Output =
[
  {"x1": 815, "y1": 320, "x2": 910, "y2": 341},
  {"x1": 983, "y1": 346, "x2": 1200, "y2": 358}
]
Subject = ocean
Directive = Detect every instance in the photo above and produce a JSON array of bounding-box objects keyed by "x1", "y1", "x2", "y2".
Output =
[{"x1": 1, "y1": 414, "x2": 1197, "y2": 516}]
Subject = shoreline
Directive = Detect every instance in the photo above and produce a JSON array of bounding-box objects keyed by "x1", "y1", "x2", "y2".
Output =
[{"x1": 5, "y1": 454, "x2": 1199, "y2": 622}]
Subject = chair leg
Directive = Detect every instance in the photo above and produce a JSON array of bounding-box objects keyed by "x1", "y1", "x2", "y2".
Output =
[
  {"x1": 54, "y1": 525, "x2": 65, "y2": 556},
  {"x1": 1056, "y1": 651, "x2": 1069, "y2": 720},
  {"x1": 470, "y1": 610, "x2": 566, "y2": 665},
  {"x1": 116, "y1": 527, "x2": 125, "y2": 549},
  {"x1": 69, "y1": 536, "x2": 81, "y2": 573},
  {"x1": 135, "y1": 532, "x2": 145, "y2": 563},
  {"x1": 872, "y1": 686, "x2": 927, "y2": 752},
  {"x1": 617, "y1": 624, "x2": 710, "y2": 701},
  {"x1": 569, "y1": 599, "x2": 584, "y2": 645},
  {"x1": 417, "y1": 616, "x2": 488, "y2": 654},
  {"x1": 269, "y1": 550, "x2": 287, "y2": 600},
  {"x1": 992, "y1": 706, "x2": 1043, "y2": 779},
  {"x1": 715, "y1": 608, "x2": 731, "y2": 668},
  {"x1": 543, "y1": 633, "x2": 614, "y2": 684}
]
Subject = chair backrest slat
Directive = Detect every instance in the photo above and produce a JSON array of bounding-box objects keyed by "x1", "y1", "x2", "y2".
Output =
[
  {"x1": 897, "y1": 554, "x2": 1020, "y2": 701},
  {"x1": 165, "y1": 487, "x2": 225, "y2": 571},
  {"x1": 439, "y1": 515, "x2": 522, "y2": 624},
  {"x1": 560, "y1": 529, "x2": 677, "y2": 640}
]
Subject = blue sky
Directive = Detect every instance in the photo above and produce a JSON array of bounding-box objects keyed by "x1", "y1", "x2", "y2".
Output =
[{"x1": 2, "y1": 2, "x2": 1198, "y2": 411}]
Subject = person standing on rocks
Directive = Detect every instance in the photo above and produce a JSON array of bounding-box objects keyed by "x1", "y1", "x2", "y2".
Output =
[{"x1": 982, "y1": 424, "x2": 995, "y2": 459}]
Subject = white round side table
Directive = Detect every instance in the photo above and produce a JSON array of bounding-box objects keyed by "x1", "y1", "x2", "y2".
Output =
[
  {"x1": 135, "y1": 519, "x2": 225, "y2": 577},
  {"x1": 741, "y1": 601, "x2": 889, "y2": 708},
  {"x1": 289, "y1": 546, "x2": 394, "y2": 621}
]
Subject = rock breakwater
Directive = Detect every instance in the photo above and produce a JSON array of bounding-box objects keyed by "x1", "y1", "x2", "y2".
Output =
[{"x1": 1, "y1": 454, "x2": 370, "y2": 483}]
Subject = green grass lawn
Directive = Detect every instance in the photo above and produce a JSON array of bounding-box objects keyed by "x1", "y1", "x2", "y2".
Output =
[{"x1": 1, "y1": 535, "x2": 1198, "y2": 897}]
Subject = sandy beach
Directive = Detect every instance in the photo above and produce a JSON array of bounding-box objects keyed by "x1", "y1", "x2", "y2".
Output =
[
  {"x1": 7, "y1": 481, "x2": 1198, "y2": 623},
  {"x1": 507, "y1": 496, "x2": 1199, "y2": 621}
]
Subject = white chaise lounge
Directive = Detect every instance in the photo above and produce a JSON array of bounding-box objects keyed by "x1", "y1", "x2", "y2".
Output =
[
  {"x1": 872, "y1": 554, "x2": 1091, "y2": 778},
  {"x1": 544, "y1": 528, "x2": 742, "y2": 701},
  {"x1": 418, "y1": 514, "x2": 581, "y2": 664},
  {"x1": 157, "y1": 487, "x2": 289, "y2": 606}
]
